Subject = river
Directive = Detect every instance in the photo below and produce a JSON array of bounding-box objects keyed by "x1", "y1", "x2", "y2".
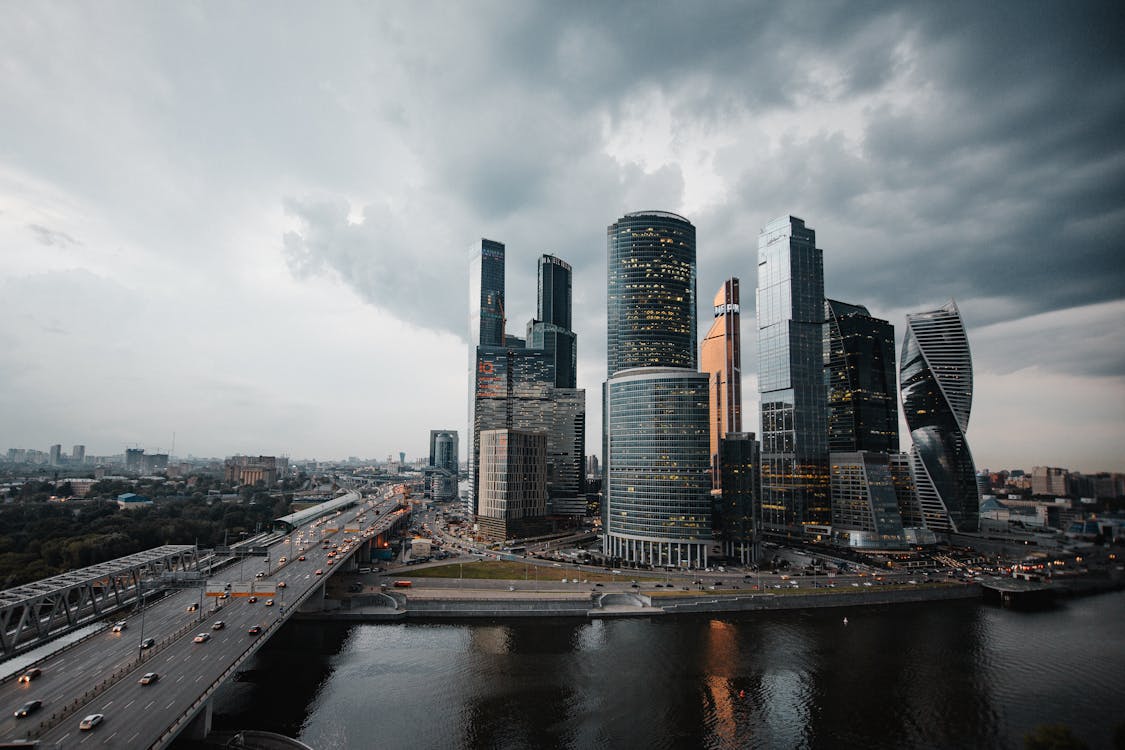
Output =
[{"x1": 197, "y1": 592, "x2": 1125, "y2": 749}]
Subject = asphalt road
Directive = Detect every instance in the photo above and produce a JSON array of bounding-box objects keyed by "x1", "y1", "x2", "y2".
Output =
[{"x1": 0, "y1": 491, "x2": 403, "y2": 748}]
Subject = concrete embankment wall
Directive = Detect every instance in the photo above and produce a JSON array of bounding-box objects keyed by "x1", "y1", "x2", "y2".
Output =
[
  {"x1": 403, "y1": 598, "x2": 591, "y2": 618},
  {"x1": 658, "y1": 584, "x2": 980, "y2": 614}
]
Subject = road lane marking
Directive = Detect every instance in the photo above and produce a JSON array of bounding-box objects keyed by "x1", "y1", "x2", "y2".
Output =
[
  {"x1": 145, "y1": 701, "x2": 155, "y2": 710},
  {"x1": 128, "y1": 733, "x2": 139, "y2": 744},
  {"x1": 195, "y1": 675, "x2": 203, "y2": 682},
  {"x1": 55, "y1": 732, "x2": 70, "y2": 745},
  {"x1": 166, "y1": 701, "x2": 175, "y2": 709},
  {"x1": 176, "y1": 675, "x2": 185, "y2": 683},
  {"x1": 102, "y1": 701, "x2": 113, "y2": 708},
  {"x1": 124, "y1": 700, "x2": 135, "y2": 709},
  {"x1": 103, "y1": 731, "x2": 117, "y2": 743}
]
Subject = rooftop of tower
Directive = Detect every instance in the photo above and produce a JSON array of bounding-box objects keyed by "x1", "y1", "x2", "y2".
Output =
[{"x1": 622, "y1": 210, "x2": 690, "y2": 222}]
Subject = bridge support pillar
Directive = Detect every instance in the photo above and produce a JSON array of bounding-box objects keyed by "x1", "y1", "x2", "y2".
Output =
[
  {"x1": 185, "y1": 697, "x2": 213, "y2": 740},
  {"x1": 300, "y1": 581, "x2": 326, "y2": 612}
]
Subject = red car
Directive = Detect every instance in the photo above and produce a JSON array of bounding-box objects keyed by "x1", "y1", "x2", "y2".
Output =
[
  {"x1": 315, "y1": 568, "x2": 323, "y2": 575},
  {"x1": 248, "y1": 625, "x2": 262, "y2": 635}
]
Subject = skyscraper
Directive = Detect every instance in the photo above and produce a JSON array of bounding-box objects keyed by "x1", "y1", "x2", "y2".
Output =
[
  {"x1": 606, "y1": 211, "x2": 697, "y2": 376},
  {"x1": 901, "y1": 299, "x2": 979, "y2": 533},
  {"x1": 701, "y1": 278, "x2": 742, "y2": 490},
  {"x1": 604, "y1": 211, "x2": 712, "y2": 567},
  {"x1": 477, "y1": 429, "x2": 547, "y2": 541},
  {"x1": 468, "y1": 244, "x2": 585, "y2": 529},
  {"x1": 527, "y1": 254, "x2": 577, "y2": 389},
  {"x1": 716, "y1": 432, "x2": 760, "y2": 564},
  {"x1": 428, "y1": 430, "x2": 459, "y2": 502},
  {"x1": 72, "y1": 445, "x2": 85, "y2": 464},
  {"x1": 469, "y1": 239, "x2": 506, "y2": 348},
  {"x1": 829, "y1": 452, "x2": 907, "y2": 549},
  {"x1": 756, "y1": 215, "x2": 829, "y2": 535},
  {"x1": 824, "y1": 299, "x2": 898, "y2": 453}
]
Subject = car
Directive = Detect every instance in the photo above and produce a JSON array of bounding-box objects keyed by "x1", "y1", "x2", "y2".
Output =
[
  {"x1": 248, "y1": 625, "x2": 263, "y2": 635},
  {"x1": 112, "y1": 620, "x2": 127, "y2": 632},
  {"x1": 140, "y1": 637, "x2": 156, "y2": 650},
  {"x1": 315, "y1": 569, "x2": 323, "y2": 575},
  {"x1": 298, "y1": 556, "x2": 306, "y2": 561},
  {"x1": 187, "y1": 603, "x2": 198, "y2": 612},
  {"x1": 256, "y1": 572, "x2": 265, "y2": 578},
  {"x1": 193, "y1": 633, "x2": 210, "y2": 643},
  {"x1": 277, "y1": 581, "x2": 287, "y2": 588},
  {"x1": 220, "y1": 591, "x2": 230, "y2": 599},
  {"x1": 79, "y1": 714, "x2": 104, "y2": 730},
  {"x1": 212, "y1": 620, "x2": 225, "y2": 630},
  {"x1": 249, "y1": 596, "x2": 258, "y2": 603},
  {"x1": 265, "y1": 599, "x2": 274, "y2": 606},
  {"x1": 18, "y1": 668, "x2": 41, "y2": 683},
  {"x1": 138, "y1": 672, "x2": 159, "y2": 685},
  {"x1": 14, "y1": 700, "x2": 42, "y2": 718},
  {"x1": 279, "y1": 557, "x2": 287, "y2": 564}
]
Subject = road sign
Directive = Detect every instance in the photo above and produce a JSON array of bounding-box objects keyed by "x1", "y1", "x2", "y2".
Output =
[
  {"x1": 230, "y1": 582, "x2": 253, "y2": 597},
  {"x1": 205, "y1": 583, "x2": 226, "y2": 597},
  {"x1": 253, "y1": 583, "x2": 276, "y2": 596}
]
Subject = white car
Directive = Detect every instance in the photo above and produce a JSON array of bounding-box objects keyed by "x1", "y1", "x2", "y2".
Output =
[
  {"x1": 111, "y1": 621, "x2": 127, "y2": 632},
  {"x1": 193, "y1": 632, "x2": 211, "y2": 643},
  {"x1": 79, "y1": 714, "x2": 104, "y2": 731}
]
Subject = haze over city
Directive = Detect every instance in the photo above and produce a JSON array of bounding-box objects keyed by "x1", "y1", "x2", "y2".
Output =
[{"x1": 1, "y1": 2, "x2": 1122, "y2": 472}]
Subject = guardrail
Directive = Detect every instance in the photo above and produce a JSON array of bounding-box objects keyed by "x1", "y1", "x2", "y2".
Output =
[{"x1": 25, "y1": 612, "x2": 207, "y2": 741}]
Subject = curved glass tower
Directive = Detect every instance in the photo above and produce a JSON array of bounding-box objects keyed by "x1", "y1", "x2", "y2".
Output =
[
  {"x1": 605, "y1": 368, "x2": 712, "y2": 567},
  {"x1": 900, "y1": 300, "x2": 979, "y2": 532},
  {"x1": 606, "y1": 211, "x2": 697, "y2": 377}
]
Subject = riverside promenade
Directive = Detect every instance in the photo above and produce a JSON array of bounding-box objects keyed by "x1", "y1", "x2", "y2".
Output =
[{"x1": 295, "y1": 578, "x2": 983, "y2": 622}]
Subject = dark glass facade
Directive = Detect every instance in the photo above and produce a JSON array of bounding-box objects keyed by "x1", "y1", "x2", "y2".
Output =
[
  {"x1": 829, "y1": 452, "x2": 907, "y2": 549},
  {"x1": 470, "y1": 239, "x2": 505, "y2": 348},
  {"x1": 824, "y1": 299, "x2": 899, "y2": 453},
  {"x1": 900, "y1": 300, "x2": 979, "y2": 533},
  {"x1": 606, "y1": 211, "x2": 697, "y2": 377},
  {"x1": 604, "y1": 368, "x2": 713, "y2": 567},
  {"x1": 756, "y1": 215, "x2": 829, "y2": 534},
  {"x1": 537, "y1": 254, "x2": 572, "y2": 330},
  {"x1": 716, "y1": 432, "x2": 760, "y2": 563}
]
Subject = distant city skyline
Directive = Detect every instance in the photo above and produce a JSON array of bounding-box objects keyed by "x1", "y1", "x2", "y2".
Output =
[{"x1": 1, "y1": 4, "x2": 1122, "y2": 471}]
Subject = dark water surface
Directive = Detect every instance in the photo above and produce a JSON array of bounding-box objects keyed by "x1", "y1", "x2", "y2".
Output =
[{"x1": 202, "y1": 593, "x2": 1125, "y2": 749}]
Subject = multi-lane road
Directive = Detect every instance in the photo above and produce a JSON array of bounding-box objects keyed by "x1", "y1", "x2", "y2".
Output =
[{"x1": 0, "y1": 490, "x2": 406, "y2": 748}]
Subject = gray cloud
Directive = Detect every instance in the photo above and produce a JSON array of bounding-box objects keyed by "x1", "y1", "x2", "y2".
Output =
[{"x1": 27, "y1": 224, "x2": 79, "y2": 247}]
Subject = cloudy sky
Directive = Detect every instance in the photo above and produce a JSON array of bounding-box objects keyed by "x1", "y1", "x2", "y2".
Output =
[{"x1": 1, "y1": 2, "x2": 1122, "y2": 472}]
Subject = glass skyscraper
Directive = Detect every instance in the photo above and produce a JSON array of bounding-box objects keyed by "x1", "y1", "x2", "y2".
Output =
[
  {"x1": 468, "y1": 245, "x2": 585, "y2": 528},
  {"x1": 901, "y1": 300, "x2": 979, "y2": 533},
  {"x1": 604, "y1": 211, "x2": 712, "y2": 567},
  {"x1": 756, "y1": 215, "x2": 829, "y2": 535},
  {"x1": 716, "y1": 432, "x2": 760, "y2": 564},
  {"x1": 824, "y1": 299, "x2": 899, "y2": 453},
  {"x1": 605, "y1": 368, "x2": 712, "y2": 568},
  {"x1": 527, "y1": 255, "x2": 577, "y2": 389},
  {"x1": 606, "y1": 211, "x2": 697, "y2": 377},
  {"x1": 701, "y1": 278, "x2": 742, "y2": 490}
]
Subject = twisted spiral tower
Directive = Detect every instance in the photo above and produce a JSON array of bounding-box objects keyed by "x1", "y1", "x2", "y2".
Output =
[{"x1": 900, "y1": 300, "x2": 979, "y2": 532}]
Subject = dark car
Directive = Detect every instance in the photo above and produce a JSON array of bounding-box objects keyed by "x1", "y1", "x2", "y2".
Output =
[
  {"x1": 140, "y1": 638, "x2": 156, "y2": 650},
  {"x1": 248, "y1": 625, "x2": 263, "y2": 635},
  {"x1": 14, "y1": 700, "x2": 42, "y2": 718}
]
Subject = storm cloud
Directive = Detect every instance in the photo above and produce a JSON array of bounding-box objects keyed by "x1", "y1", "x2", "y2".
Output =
[{"x1": 0, "y1": 1, "x2": 1122, "y2": 469}]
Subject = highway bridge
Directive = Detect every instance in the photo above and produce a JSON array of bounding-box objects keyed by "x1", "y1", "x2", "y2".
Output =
[{"x1": 0, "y1": 490, "x2": 412, "y2": 748}]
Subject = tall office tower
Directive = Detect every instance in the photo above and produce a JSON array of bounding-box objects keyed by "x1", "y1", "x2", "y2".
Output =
[
  {"x1": 428, "y1": 430, "x2": 459, "y2": 502},
  {"x1": 468, "y1": 239, "x2": 506, "y2": 516},
  {"x1": 824, "y1": 299, "x2": 898, "y2": 453},
  {"x1": 604, "y1": 211, "x2": 712, "y2": 566},
  {"x1": 49, "y1": 444, "x2": 62, "y2": 466},
  {"x1": 527, "y1": 255, "x2": 577, "y2": 389},
  {"x1": 605, "y1": 368, "x2": 712, "y2": 567},
  {"x1": 429, "y1": 430, "x2": 459, "y2": 472},
  {"x1": 701, "y1": 278, "x2": 743, "y2": 490},
  {"x1": 125, "y1": 448, "x2": 144, "y2": 472},
  {"x1": 72, "y1": 445, "x2": 85, "y2": 464},
  {"x1": 476, "y1": 429, "x2": 547, "y2": 541},
  {"x1": 716, "y1": 433, "x2": 760, "y2": 564},
  {"x1": 829, "y1": 452, "x2": 907, "y2": 549},
  {"x1": 469, "y1": 248, "x2": 586, "y2": 528},
  {"x1": 756, "y1": 215, "x2": 829, "y2": 535},
  {"x1": 469, "y1": 239, "x2": 506, "y2": 348},
  {"x1": 889, "y1": 452, "x2": 924, "y2": 528},
  {"x1": 901, "y1": 300, "x2": 979, "y2": 533},
  {"x1": 606, "y1": 211, "x2": 697, "y2": 376}
]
